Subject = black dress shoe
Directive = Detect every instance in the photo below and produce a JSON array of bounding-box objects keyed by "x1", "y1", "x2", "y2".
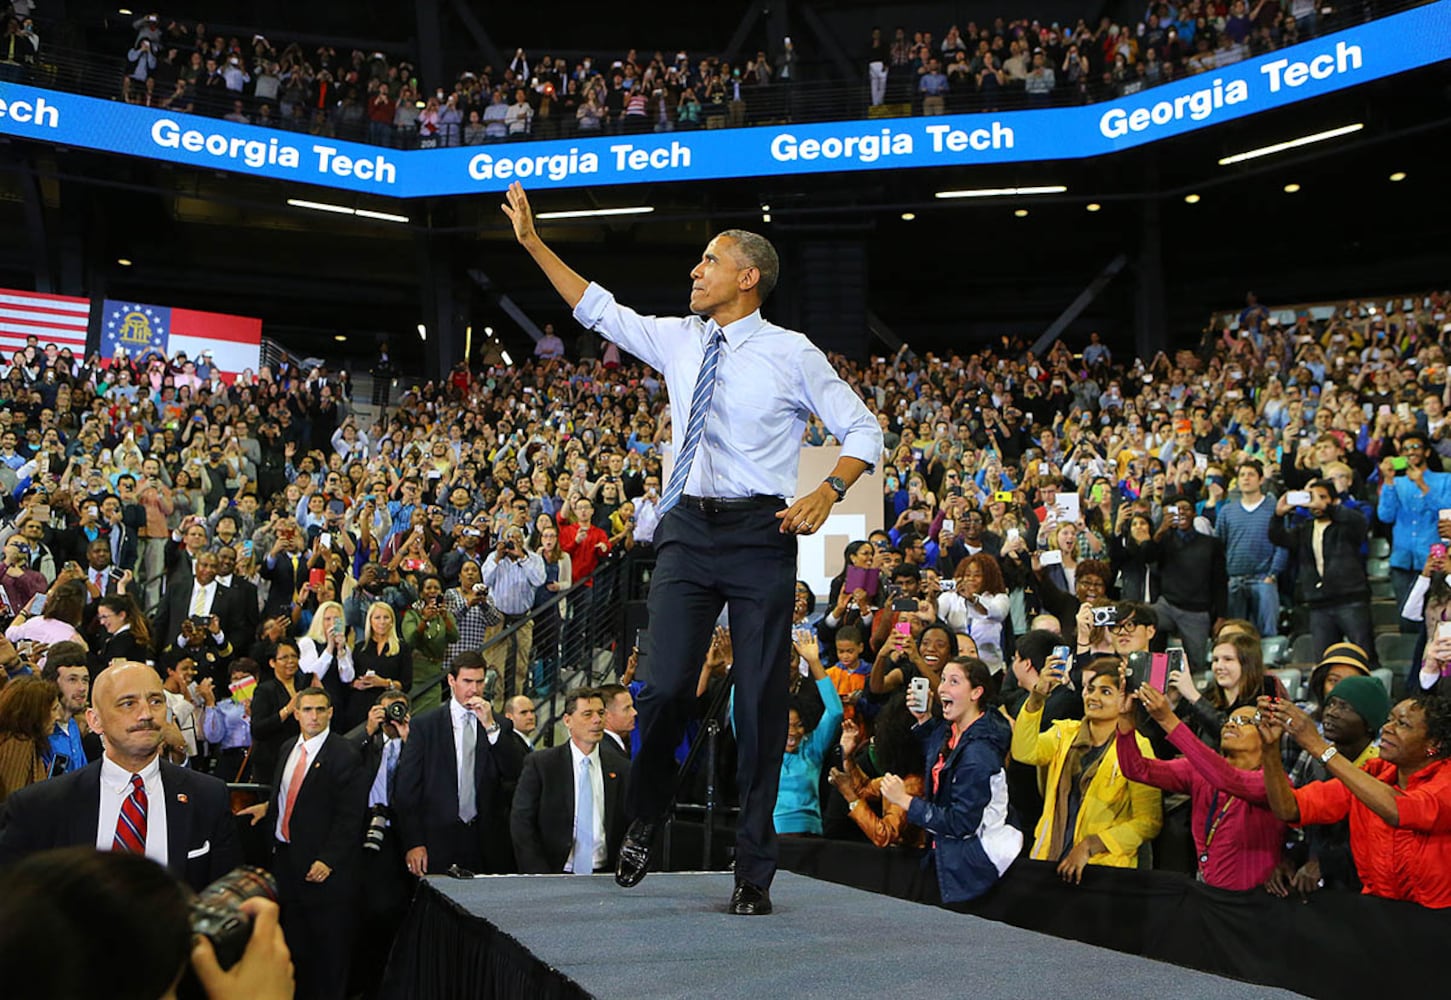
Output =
[
  {"x1": 728, "y1": 881, "x2": 772, "y2": 916},
  {"x1": 615, "y1": 818, "x2": 658, "y2": 888}
]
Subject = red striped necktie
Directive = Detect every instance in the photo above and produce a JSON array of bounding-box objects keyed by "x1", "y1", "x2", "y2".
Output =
[{"x1": 113, "y1": 773, "x2": 148, "y2": 854}]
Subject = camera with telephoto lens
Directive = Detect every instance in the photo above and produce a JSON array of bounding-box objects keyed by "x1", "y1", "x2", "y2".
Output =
[
  {"x1": 363, "y1": 804, "x2": 392, "y2": 851},
  {"x1": 384, "y1": 700, "x2": 410, "y2": 725},
  {"x1": 189, "y1": 867, "x2": 278, "y2": 970}
]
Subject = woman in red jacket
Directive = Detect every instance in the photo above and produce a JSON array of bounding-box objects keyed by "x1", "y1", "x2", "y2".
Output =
[{"x1": 1261, "y1": 694, "x2": 1451, "y2": 908}]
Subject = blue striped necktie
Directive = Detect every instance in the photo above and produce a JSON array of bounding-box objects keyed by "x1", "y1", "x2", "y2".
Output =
[{"x1": 659, "y1": 327, "x2": 724, "y2": 515}]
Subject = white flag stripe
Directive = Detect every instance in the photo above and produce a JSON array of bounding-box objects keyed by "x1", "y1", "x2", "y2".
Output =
[
  {"x1": 0, "y1": 307, "x2": 89, "y2": 328},
  {"x1": 0, "y1": 293, "x2": 91, "y2": 314},
  {"x1": 0, "y1": 321, "x2": 88, "y2": 343}
]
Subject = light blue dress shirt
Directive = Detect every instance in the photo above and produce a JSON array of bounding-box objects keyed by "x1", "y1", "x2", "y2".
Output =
[{"x1": 573, "y1": 283, "x2": 883, "y2": 499}]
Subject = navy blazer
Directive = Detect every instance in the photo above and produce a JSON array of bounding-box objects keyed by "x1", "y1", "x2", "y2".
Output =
[
  {"x1": 0, "y1": 757, "x2": 242, "y2": 893},
  {"x1": 266, "y1": 731, "x2": 368, "y2": 900},
  {"x1": 905, "y1": 711, "x2": 1021, "y2": 904},
  {"x1": 509, "y1": 740, "x2": 628, "y2": 874},
  {"x1": 392, "y1": 702, "x2": 524, "y2": 873}
]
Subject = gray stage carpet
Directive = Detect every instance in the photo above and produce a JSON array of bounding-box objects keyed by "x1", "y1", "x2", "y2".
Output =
[{"x1": 428, "y1": 871, "x2": 1309, "y2": 999}]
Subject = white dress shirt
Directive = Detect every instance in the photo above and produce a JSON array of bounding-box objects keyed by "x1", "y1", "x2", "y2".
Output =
[
  {"x1": 178, "y1": 579, "x2": 225, "y2": 647},
  {"x1": 449, "y1": 698, "x2": 502, "y2": 776},
  {"x1": 97, "y1": 753, "x2": 168, "y2": 866},
  {"x1": 164, "y1": 688, "x2": 200, "y2": 761},
  {"x1": 566, "y1": 741, "x2": 607, "y2": 873},
  {"x1": 574, "y1": 282, "x2": 883, "y2": 499},
  {"x1": 299, "y1": 635, "x2": 356, "y2": 683},
  {"x1": 274, "y1": 728, "x2": 330, "y2": 842}
]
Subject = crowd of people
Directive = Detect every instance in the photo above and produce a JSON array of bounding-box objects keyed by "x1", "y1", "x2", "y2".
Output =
[
  {"x1": 879, "y1": 0, "x2": 1352, "y2": 113},
  {"x1": 0, "y1": 273, "x2": 1449, "y2": 996},
  {"x1": 0, "y1": 0, "x2": 1391, "y2": 147}
]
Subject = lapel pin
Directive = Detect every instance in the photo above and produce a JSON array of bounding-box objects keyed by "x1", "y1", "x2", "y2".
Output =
[
  {"x1": 176, "y1": 793, "x2": 189, "y2": 803},
  {"x1": 608, "y1": 772, "x2": 617, "y2": 779}
]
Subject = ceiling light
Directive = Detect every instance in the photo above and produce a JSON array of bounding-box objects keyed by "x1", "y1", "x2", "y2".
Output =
[
  {"x1": 934, "y1": 185, "x2": 1067, "y2": 199},
  {"x1": 900, "y1": 212, "x2": 916, "y2": 221},
  {"x1": 484, "y1": 326, "x2": 493, "y2": 335},
  {"x1": 535, "y1": 206, "x2": 654, "y2": 220},
  {"x1": 355, "y1": 208, "x2": 410, "y2": 223},
  {"x1": 116, "y1": 257, "x2": 132, "y2": 267},
  {"x1": 760, "y1": 203, "x2": 770, "y2": 211},
  {"x1": 1014, "y1": 209, "x2": 1029, "y2": 217},
  {"x1": 417, "y1": 324, "x2": 426, "y2": 340},
  {"x1": 761, "y1": 213, "x2": 772, "y2": 223},
  {"x1": 1085, "y1": 203, "x2": 1101, "y2": 212},
  {"x1": 118, "y1": 8, "x2": 133, "y2": 14},
  {"x1": 1216, "y1": 123, "x2": 1363, "y2": 166},
  {"x1": 1283, "y1": 183, "x2": 1301, "y2": 193},
  {"x1": 287, "y1": 198, "x2": 353, "y2": 215},
  {"x1": 334, "y1": 334, "x2": 347, "y2": 342},
  {"x1": 1390, "y1": 171, "x2": 1407, "y2": 182},
  {"x1": 1184, "y1": 194, "x2": 1201, "y2": 204},
  {"x1": 501, "y1": 350, "x2": 514, "y2": 366}
]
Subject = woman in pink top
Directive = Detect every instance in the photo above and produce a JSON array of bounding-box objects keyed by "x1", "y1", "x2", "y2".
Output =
[{"x1": 1115, "y1": 676, "x2": 1286, "y2": 890}]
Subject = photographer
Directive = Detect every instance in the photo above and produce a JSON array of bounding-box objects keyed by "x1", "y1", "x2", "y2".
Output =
[
  {"x1": 482, "y1": 526, "x2": 545, "y2": 702},
  {"x1": 352, "y1": 689, "x2": 411, "y2": 997},
  {"x1": 0, "y1": 847, "x2": 294, "y2": 1000}
]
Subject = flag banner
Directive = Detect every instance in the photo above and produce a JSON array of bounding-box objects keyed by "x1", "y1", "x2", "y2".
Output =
[
  {"x1": 0, "y1": 288, "x2": 91, "y2": 361},
  {"x1": 101, "y1": 299, "x2": 262, "y2": 375}
]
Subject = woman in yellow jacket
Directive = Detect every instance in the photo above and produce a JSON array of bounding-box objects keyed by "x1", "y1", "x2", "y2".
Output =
[{"x1": 1011, "y1": 655, "x2": 1162, "y2": 882}]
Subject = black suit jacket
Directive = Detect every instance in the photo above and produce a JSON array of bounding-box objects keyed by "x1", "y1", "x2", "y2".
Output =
[
  {"x1": 0, "y1": 757, "x2": 242, "y2": 893},
  {"x1": 392, "y1": 703, "x2": 524, "y2": 873},
  {"x1": 219, "y1": 575, "x2": 261, "y2": 646},
  {"x1": 267, "y1": 731, "x2": 368, "y2": 901},
  {"x1": 510, "y1": 741, "x2": 628, "y2": 875},
  {"x1": 87, "y1": 627, "x2": 151, "y2": 680},
  {"x1": 154, "y1": 579, "x2": 242, "y2": 653},
  {"x1": 260, "y1": 551, "x2": 308, "y2": 618}
]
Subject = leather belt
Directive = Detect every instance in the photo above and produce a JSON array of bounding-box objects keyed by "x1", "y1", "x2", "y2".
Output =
[{"x1": 678, "y1": 495, "x2": 785, "y2": 513}]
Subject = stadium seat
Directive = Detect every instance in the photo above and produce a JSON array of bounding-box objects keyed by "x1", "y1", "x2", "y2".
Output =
[
  {"x1": 1370, "y1": 667, "x2": 1395, "y2": 700},
  {"x1": 1287, "y1": 633, "x2": 1316, "y2": 667},
  {"x1": 1371, "y1": 578, "x2": 1396, "y2": 600},
  {"x1": 1374, "y1": 633, "x2": 1418, "y2": 675},
  {"x1": 1366, "y1": 557, "x2": 1391, "y2": 581},
  {"x1": 1372, "y1": 600, "x2": 1404, "y2": 633},
  {"x1": 1260, "y1": 636, "x2": 1288, "y2": 666},
  {"x1": 1368, "y1": 537, "x2": 1390, "y2": 559},
  {"x1": 1270, "y1": 668, "x2": 1304, "y2": 701}
]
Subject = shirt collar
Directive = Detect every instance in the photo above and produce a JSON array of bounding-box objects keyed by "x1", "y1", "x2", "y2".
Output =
[
  {"x1": 100, "y1": 750, "x2": 161, "y2": 792},
  {"x1": 712, "y1": 309, "x2": 765, "y2": 348},
  {"x1": 450, "y1": 698, "x2": 476, "y2": 728},
  {"x1": 298, "y1": 728, "x2": 330, "y2": 758},
  {"x1": 569, "y1": 740, "x2": 601, "y2": 768}
]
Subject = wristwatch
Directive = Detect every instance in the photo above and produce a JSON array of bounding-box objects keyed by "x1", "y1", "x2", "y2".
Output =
[
  {"x1": 824, "y1": 476, "x2": 847, "y2": 503},
  {"x1": 1318, "y1": 745, "x2": 1340, "y2": 765}
]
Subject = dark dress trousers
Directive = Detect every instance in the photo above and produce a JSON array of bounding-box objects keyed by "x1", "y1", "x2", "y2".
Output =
[{"x1": 266, "y1": 731, "x2": 368, "y2": 1000}]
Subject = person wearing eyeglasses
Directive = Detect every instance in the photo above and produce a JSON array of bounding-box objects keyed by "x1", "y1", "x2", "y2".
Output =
[{"x1": 1115, "y1": 677, "x2": 1285, "y2": 890}]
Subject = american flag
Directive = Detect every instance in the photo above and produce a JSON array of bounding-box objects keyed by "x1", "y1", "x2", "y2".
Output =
[{"x1": 0, "y1": 287, "x2": 92, "y2": 362}]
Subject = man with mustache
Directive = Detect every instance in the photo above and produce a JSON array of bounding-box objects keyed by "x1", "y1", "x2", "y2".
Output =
[{"x1": 0, "y1": 661, "x2": 241, "y2": 892}]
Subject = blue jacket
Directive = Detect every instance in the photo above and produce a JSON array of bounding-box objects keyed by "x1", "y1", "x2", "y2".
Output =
[
  {"x1": 906, "y1": 709, "x2": 1022, "y2": 903},
  {"x1": 1376, "y1": 471, "x2": 1451, "y2": 570}
]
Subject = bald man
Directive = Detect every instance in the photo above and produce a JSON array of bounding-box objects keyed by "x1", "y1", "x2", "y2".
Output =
[
  {"x1": 0, "y1": 661, "x2": 241, "y2": 892},
  {"x1": 504, "y1": 695, "x2": 537, "y2": 754}
]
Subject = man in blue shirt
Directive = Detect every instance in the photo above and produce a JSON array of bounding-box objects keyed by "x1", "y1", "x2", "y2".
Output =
[
  {"x1": 41, "y1": 644, "x2": 90, "y2": 776},
  {"x1": 1375, "y1": 431, "x2": 1451, "y2": 629},
  {"x1": 505, "y1": 182, "x2": 883, "y2": 916}
]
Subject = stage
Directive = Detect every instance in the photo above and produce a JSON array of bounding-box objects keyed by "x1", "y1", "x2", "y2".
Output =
[{"x1": 383, "y1": 871, "x2": 1310, "y2": 999}]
